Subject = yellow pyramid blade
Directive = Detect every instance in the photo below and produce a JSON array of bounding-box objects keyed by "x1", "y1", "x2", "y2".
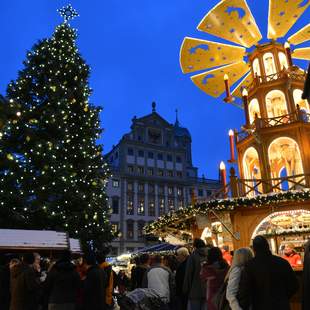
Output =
[
  {"x1": 292, "y1": 47, "x2": 310, "y2": 60},
  {"x1": 180, "y1": 37, "x2": 246, "y2": 74},
  {"x1": 197, "y1": 0, "x2": 262, "y2": 48},
  {"x1": 191, "y1": 61, "x2": 250, "y2": 98},
  {"x1": 268, "y1": 0, "x2": 310, "y2": 39},
  {"x1": 288, "y1": 23, "x2": 310, "y2": 45},
  {"x1": 231, "y1": 71, "x2": 253, "y2": 98}
]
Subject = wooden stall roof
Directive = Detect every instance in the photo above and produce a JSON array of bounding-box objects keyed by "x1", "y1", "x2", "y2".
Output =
[{"x1": 0, "y1": 229, "x2": 81, "y2": 253}]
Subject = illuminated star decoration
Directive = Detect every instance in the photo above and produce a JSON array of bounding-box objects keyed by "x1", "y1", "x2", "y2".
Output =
[{"x1": 57, "y1": 4, "x2": 79, "y2": 23}]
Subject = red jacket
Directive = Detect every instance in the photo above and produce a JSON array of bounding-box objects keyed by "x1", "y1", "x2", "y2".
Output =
[{"x1": 282, "y1": 252, "x2": 302, "y2": 267}]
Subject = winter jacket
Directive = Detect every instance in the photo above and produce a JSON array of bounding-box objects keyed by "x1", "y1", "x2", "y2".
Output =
[
  {"x1": 183, "y1": 247, "x2": 208, "y2": 300},
  {"x1": 282, "y1": 252, "x2": 302, "y2": 267},
  {"x1": 142, "y1": 264, "x2": 173, "y2": 303},
  {"x1": 0, "y1": 265, "x2": 10, "y2": 310},
  {"x1": 83, "y1": 265, "x2": 107, "y2": 310},
  {"x1": 10, "y1": 264, "x2": 40, "y2": 310},
  {"x1": 99, "y1": 261, "x2": 113, "y2": 306},
  {"x1": 44, "y1": 259, "x2": 81, "y2": 305},
  {"x1": 175, "y1": 258, "x2": 188, "y2": 297},
  {"x1": 238, "y1": 253, "x2": 299, "y2": 310},
  {"x1": 200, "y1": 261, "x2": 229, "y2": 310},
  {"x1": 226, "y1": 266, "x2": 243, "y2": 310},
  {"x1": 303, "y1": 240, "x2": 310, "y2": 310},
  {"x1": 131, "y1": 265, "x2": 148, "y2": 289}
]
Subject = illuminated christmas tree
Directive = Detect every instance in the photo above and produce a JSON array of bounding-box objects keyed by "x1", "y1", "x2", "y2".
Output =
[{"x1": 0, "y1": 7, "x2": 114, "y2": 250}]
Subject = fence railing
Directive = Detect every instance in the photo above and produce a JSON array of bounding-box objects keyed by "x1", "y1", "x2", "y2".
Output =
[
  {"x1": 196, "y1": 174, "x2": 310, "y2": 203},
  {"x1": 236, "y1": 110, "x2": 310, "y2": 142},
  {"x1": 247, "y1": 70, "x2": 306, "y2": 93}
]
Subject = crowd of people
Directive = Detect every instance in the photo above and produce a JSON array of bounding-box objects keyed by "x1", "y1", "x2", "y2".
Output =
[{"x1": 0, "y1": 235, "x2": 310, "y2": 310}]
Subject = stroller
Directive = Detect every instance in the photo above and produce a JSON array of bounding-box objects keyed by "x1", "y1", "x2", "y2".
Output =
[{"x1": 118, "y1": 288, "x2": 168, "y2": 310}]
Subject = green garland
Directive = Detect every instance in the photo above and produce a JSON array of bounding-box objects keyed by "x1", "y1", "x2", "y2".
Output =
[{"x1": 144, "y1": 189, "x2": 310, "y2": 235}]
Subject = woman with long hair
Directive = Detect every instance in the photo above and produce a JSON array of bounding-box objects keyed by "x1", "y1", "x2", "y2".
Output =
[{"x1": 226, "y1": 247, "x2": 253, "y2": 310}]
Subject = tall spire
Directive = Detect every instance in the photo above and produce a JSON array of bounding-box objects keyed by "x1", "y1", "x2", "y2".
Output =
[
  {"x1": 175, "y1": 109, "x2": 180, "y2": 126},
  {"x1": 152, "y1": 101, "x2": 156, "y2": 113}
]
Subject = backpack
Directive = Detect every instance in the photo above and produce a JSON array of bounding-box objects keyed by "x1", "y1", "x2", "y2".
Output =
[{"x1": 213, "y1": 280, "x2": 231, "y2": 310}]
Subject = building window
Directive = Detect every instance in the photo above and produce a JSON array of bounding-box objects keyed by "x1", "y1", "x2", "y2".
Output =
[
  {"x1": 128, "y1": 165, "x2": 134, "y2": 173},
  {"x1": 178, "y1": 199, "x2": 183, "y2": 209},
  {"x1": 128, "y1": 148, "x2": 134, "y2": 156},
  {"x1": 138, "y1": 150, "x2": 144, "y2": 157},
  {"x1": 177, "y1": 171, "x2": 182, "y2": 178},
  {"x1": 147, "y1": 168, "x2": 154, "y2": 176},
  {"x1": 127, "y1": 182, "x2": 133, "y2": 192},
  {"x1": 115, "y1": 152, "x2": 119, "y2": 159},
  {"x1": 167, "y1": 154, "x2": 173, "y2": 162},
  {"x1": 198, "y1": 189, "x2": 204, "y2": 197},
  {"x1": 127, "y1": 195, "x2": 134, "y2": 215},
  {"x1": 148, "y1": 198, "x2": 155, "y2": 216},
  {"x1": 159, "y1": 197, "x2": 165, "y2": 215},
  {"x1": 112, "y1": 179, "x2": 119, "y2": 188},
  {"x1": 138, "y1": 183, "x2": 144, "y2": 193},
  {"x1": 148, "y1": 152, "x2": 154, "y2": 159},
  {"x1": 127, "y1": 221, "x2": 134, "y2": 239},
  {"x1": 167, "y1": 170, "x2": 173, "y2": 177},
  {"x1": 138, "y1": 196, "x2": 145, "y2": 215},
  {"x1": 138, "y1": 166, "x2": 144, "y2": 174},
  {"x1": 168, "y1": 186, "x2": 174, "y2": 196},
  {"x1": 138, "y1": 221, "x2": 145, "y2": 240},
  {"x1": 126, "y1": 247, "x2": 135, "y2": 253},
  {"x1": 111, "y1": 247, "x2": 118, "y2": 256},
  {"x1": 157, "y1": 153, "x2": 163, "y2": 160},
  {"x1": 158, "y1": 185, "x2": 164, "y2": 195},
  {"x1": 148, "y1": 184, "x2": 155, "y2": 194},
  {"x1": 112, "y1": 197, "x2": 119, "y2": 214},
  {"x1": 176, "y1": 156, "x2": 182, "y2": 163},
  {"x1": 168, "y1": 198, "x2": 174, "y2": 211},
  {"x1": 111, "y1": 222, "x2": 119, "y2": 234},
  {"x1": 158, "y1": 169, "x2": 164, "y2": 177},
  {"x1": 177, "y1": 188, "x2": 183, "y2": 196}
]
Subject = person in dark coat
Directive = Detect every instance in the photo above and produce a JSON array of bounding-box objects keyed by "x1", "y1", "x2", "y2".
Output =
[
  {"x1": 200, "y1": 247, "x2": 229, "y2": 310},
  {"x1": 131, "y1": 254, "x2": 150, "y2": 289},
  {"x1": 0, "y1": 254, "x2": 10, "y2": 310},
  {"x1": 183, "y1": 238, "x2": 208, "y2": 310},
  {"x1": 302, "y1": 62, "x2": 310, "y2": 101},
  {"x1": 175, "y1": 247, "x2": 190, "y2": 310},
  {"x1": 238, "y1": 235, "x2": 299, "y2": 310},
  {"x1": 83, "y1": 252, "x2": 108, "y2": 310},
  {"x1": 44, "y1": 251, "x2": 81, "y2": 310},
  {"x1": 10, "y1": 253, "x2": 41, "y2": 310},
  {"x1": 302, "y1": 240, "x2": 310, "y2": 310}
]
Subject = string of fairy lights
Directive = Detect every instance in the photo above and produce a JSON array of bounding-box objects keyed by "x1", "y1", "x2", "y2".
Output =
[
  {"x1": 144, "y1": 189, "x2": 310, "y2": 235},
  {"x1": 0, "y1": 6, "x2": 114, "y2": 242}
]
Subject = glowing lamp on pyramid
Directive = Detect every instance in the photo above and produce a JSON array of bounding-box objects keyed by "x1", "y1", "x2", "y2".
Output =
[{"x1": 180, "y1": 0, "x2": 310, "y2": 107}]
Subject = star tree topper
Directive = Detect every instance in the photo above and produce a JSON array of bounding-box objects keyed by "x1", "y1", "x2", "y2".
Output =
[{"x1": 58, "y1": 4, "x2": 79, "y2": 23}]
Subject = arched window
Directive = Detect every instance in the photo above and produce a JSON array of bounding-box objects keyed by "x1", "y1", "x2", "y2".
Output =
[
  {"x1": 293, "y1": 89, "x2": 310, "y2": 112},
  {"x1": 263, "y1": 53, "x2": 276, "y2": 78},
  {"x1": 251, "y1": 210, "x2": 310, "y2": 253},
  {"x1": 248, "y1": 98, "x2": 261, "y2": 124},
  {"x1": 266, "y1": 90, "x2": 288, "y2": 119},
  {"x1": 252, "y1": 58, "x2": 261, "y2": 78},
  {"x1": 243, "y1": 147, "x2": 262, "y2": 196},
  {"x1": 278, "y1": 52, "x2": 288, "y2": 70},
  {"x1": 268, "y1": 137, "x2": 305, "y2": 190}
]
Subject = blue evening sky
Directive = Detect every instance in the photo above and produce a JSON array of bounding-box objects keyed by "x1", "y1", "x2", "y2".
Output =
[{"x1": 1, "y1": 0, "x2": 309, "y2": 179}]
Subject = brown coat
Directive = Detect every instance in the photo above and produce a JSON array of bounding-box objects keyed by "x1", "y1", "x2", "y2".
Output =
[{"x1": 10, "y1": 264, "x2": 40, "y2": 310}]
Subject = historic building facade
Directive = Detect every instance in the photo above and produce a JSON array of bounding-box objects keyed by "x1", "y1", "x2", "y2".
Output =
[{"x1": 105, "y1": 103, "x2": 220, "y2": 255}]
